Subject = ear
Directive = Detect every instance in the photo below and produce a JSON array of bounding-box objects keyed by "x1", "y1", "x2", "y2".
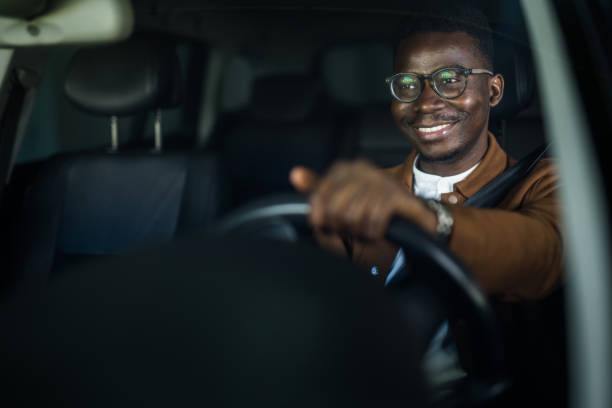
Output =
[{"x1": 489, "y1": 73, "x2": 504, "y2": 107}]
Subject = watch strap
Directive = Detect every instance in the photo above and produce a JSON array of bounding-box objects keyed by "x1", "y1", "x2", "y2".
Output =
[{"x1": 424, "y1": 199, "x2": 454, "y2": 242}]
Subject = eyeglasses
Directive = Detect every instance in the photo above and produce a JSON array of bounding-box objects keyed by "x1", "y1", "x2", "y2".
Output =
[{"x1": 385, "y1": 67, "x2": 494, "y2": 103}]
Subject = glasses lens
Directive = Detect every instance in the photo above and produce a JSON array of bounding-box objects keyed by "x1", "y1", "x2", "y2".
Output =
[
  {"x1": 433, "y1": 68, "x2": 467, "y2": 98},
  {"x1": 392, "y1": 74, "x2": 421, "y2": 101}
]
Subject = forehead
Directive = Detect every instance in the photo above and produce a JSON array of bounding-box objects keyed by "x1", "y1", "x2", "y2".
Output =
[{"x1": 394, "y1": 31, "x2": 484, "y2": 74}]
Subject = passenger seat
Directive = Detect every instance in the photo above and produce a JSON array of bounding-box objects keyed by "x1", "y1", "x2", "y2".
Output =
[{"x1": 11, "y1": 37, "x2": 227, "y2": 293}]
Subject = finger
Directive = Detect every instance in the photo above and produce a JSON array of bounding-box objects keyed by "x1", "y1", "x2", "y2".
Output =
[
  {"x1": 365, "y1": 198, "x2": 394, "y2": 240},
  {"x1": 366, "y1": 191, "x2": 422, "y2": 239},
  {"x1": 289, "y1": 166, "x2": 320, "y2": 193},
  {"x1": 325, "y1": 180, "x2": 370, "y2": 232},
  {"x1": 341, "y1": 184, "x2": 390, "y2": 240},
  {"x1": 336, "y1": 177, "x2": 380, "y2": 230},
  {"x1": 309, "y1": 162, "x2": 354, "y2": 227},
  {"x1": 312, "y1": 162, "x2": 383, "y2": 233},
  {"x1": 338, "y1": 178, "x2": 407, "y2": 239},
  {"x1": 312, "y1": 162, "x2": 362, "y2": 211}
]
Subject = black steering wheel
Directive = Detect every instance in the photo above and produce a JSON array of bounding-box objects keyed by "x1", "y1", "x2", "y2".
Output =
[{"x1": 216, "y1": 193, "x2": 509, "y2": 405}]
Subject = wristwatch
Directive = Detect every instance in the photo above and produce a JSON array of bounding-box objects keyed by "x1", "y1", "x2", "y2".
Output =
[{"x1": 424, "y1": 199, "x2": 454, "y2": 243}]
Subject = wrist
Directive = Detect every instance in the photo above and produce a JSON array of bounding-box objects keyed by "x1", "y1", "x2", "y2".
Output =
[
  {"x1": 394, "y1": 193, "x2": 438, "y2": 236},
  {"x1": 422, "y1": 199, "x2": 454, "y2": 243}
]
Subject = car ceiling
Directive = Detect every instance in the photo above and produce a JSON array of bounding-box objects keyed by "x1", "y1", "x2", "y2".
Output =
[
  {"x1": 130, "y1": 0, "x2": 515, "y2": 52},
  {"x1": 0, "y1": 0, "x2": 47, "y2": 18}
]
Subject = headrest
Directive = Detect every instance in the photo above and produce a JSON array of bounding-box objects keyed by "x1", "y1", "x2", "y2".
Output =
[
  {"x1": 490, "y1": 39, "x2": 535, "y2": 120},
  {"x1": 321, "y1": 43, "x2": 393, "y2": 107},
  {"x1": 220, "y1": 55, "x2": 253, "y2": 113},
  {"x1": 63, "y1": 36, "x2": 182, "y2": 116},
  {"x1": 250, "y1": 74, "x2": 321, "y2": 122}
]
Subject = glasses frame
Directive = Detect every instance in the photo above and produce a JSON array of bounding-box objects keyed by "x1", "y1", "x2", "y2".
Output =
[{"x1": 385, "y1": 67, "x2": 494, "y2": 103}]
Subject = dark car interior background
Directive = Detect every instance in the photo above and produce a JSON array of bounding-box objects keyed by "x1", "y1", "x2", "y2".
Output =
[{"x1": 2, "y1": 0, "x2": 610, "y2": 407}]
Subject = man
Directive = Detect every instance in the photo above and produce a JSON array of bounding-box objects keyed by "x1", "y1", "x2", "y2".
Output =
[{"x1": 290, "y1": 9, "x2": 563, "y2": 301}]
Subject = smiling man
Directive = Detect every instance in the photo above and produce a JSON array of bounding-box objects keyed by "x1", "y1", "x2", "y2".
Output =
[{"x1": 290, "y1": 7, "x2": 563, "y2": 300}]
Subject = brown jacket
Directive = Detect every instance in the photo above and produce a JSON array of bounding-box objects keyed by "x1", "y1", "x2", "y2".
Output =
[{"x1": 354, "y1": 133, "x2": 563, "y2": 300}]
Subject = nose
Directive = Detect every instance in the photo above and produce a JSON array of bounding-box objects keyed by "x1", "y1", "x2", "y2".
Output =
[{"x1": 413, "y1": 79, "x2": 445, "y2": 113}]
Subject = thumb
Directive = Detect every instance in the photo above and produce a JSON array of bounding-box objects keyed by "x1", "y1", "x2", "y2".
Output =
[{"x1": 289, "y1": 166, "x2": 320, "y2": 193}]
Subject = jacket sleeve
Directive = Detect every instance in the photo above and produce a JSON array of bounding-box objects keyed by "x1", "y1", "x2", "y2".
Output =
[{"x1": 448, "y1": 162, "x2": 563, "y2": 300}]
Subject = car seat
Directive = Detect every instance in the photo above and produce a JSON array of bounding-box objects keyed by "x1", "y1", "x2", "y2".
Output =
[
  {"x1": 9, "y1": 36, "x2": 228, "y2": 295},
  {"x1": 214, "y1": 72, "x2": 338, "y2": 208},
  {"x1": 321, "y1": 42, "x2": 408, "y2": 167}
]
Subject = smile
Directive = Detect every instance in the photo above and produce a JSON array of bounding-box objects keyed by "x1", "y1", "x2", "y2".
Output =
[
  {"x1": 417, "y1": 123, "x2": 453, "y2": 133},
  {"x1": 413, "y1": 122, "x2": 456, "y2": 141}
]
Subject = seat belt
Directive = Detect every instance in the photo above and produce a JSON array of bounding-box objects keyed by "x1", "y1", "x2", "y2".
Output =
[{"x1": 464, "y1": 143, "x2": 551, "y2": 208}]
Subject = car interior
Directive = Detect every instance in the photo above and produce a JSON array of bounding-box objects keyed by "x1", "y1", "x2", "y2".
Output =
[
  {"x1": 3, "y1": 1, "x2": 545, "y2": 280},
  {"x1": 1, "y1": 0, "x2": 611, "y2": 407}
]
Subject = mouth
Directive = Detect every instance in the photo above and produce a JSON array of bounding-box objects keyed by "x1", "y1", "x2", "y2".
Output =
[{"x1": 412, "y1": 122, "x2": 457, "y2": 142}]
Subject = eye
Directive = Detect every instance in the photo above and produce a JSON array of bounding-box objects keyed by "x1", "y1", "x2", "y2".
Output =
[
  {"x1": 440, "y1": 72, "x2": 459, "y2": 83},
  {"x1": 438, "y1": 69, "x2": 462, "y2": 84},
  {"x1": 398, "y1": 76, "x2": 418, "y2": 89}
]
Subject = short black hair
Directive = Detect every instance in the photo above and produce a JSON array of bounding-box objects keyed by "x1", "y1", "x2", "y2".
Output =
[{"x1": 395, "y1": 4, "x2": 495, "y2": 71}]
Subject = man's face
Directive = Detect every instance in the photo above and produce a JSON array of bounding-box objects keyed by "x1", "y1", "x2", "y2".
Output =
[{"x1": 391, "y1": 32, "x2": 503, "y2": 172}]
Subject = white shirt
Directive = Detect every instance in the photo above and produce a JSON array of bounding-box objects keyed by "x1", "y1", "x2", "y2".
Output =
[
  {"x1": 412, "y1": 155, "x2": 480, "y2": 201},
  {"x1": 382, "y1": 155, "x2": 480, "y2": 284}
]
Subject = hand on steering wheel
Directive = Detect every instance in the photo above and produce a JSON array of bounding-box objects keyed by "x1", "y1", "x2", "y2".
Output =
[{"x1": 289, "y1": 161, "x2": 438, "y2": 241}]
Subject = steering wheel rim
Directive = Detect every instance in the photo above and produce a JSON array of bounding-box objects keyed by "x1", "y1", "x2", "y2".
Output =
[{"x1": 215, "y1": 193, "x2": 509, "y2": 404}]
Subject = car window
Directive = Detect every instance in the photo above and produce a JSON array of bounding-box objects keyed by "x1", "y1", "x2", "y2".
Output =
[{"x1": 16, "y1": 47, "x2": 113, "y2": 163}]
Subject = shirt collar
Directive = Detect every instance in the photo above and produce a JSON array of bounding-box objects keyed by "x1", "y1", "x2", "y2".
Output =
[
  {"x1": 412, "y1": 155, "x2": 480, "y2": 185},
  {"x1": 397, "y1": 132, "x2": 511, "y2": 199}
]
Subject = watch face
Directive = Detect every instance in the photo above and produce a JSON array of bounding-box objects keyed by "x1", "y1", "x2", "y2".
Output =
[{"x1": 425, "y1": 199, "x2": 454, "y2": 241}]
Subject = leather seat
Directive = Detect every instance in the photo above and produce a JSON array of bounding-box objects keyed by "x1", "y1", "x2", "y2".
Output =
[
  {"x1": 11, "y1": 37, "x2": 227, "y2": 293},
  {"x1": 216, "y1": 73, "x2": 338, "y2": 207},
  {"x1": 321, "y1": 43, "x2": 409, "y2": 167}
]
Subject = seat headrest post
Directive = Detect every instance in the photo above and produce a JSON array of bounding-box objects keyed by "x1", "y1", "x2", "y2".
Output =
[
  {"x1": 109, "y1": 115, "x2": 119, "y2": 152},
  {"x1": 153, "y1": 109, "x2": 162, "y2": 153}
]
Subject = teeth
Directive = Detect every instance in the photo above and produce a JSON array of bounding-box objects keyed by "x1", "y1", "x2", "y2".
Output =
[{"x1": 418, "y1": 124, "x2": 451, "y2": 133}]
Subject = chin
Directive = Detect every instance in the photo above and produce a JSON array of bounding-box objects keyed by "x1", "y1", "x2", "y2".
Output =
[
  {"x1": 417, "y1": 143, "x2": 461, "y2": 164},
  {"x1": 419, "y1": 149, "x2": 459, "y2": 163}
]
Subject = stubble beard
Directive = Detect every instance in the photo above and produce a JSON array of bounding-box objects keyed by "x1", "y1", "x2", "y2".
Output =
[{"x1": 418, "y1": 142, "x2": 462, "y2": 164}]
